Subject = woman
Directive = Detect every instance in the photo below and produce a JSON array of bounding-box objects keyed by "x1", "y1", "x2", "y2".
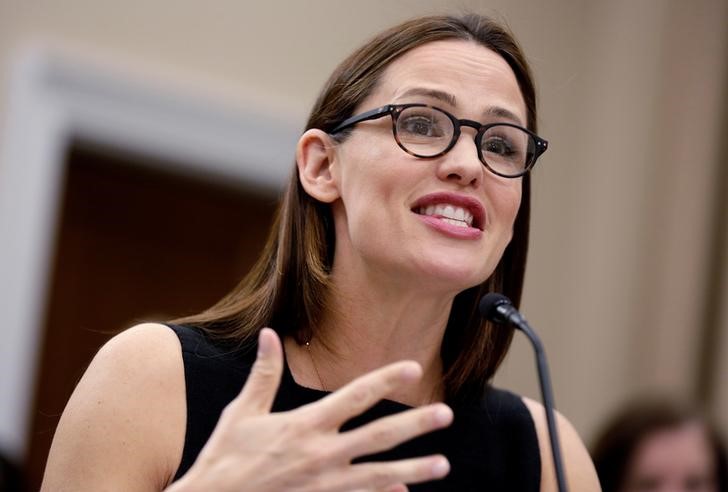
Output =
[
  {"x1": 592, "y1": 398, "x2": 727, "y2": 492},
  {"x1": 42, "y1": 14, "x2": 599, "y2": 491}
]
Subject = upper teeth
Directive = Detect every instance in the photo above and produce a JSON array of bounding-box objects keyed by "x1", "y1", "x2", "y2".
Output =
[{"x1": 418, "y1": 204, "x2": 474, "y2": 227}]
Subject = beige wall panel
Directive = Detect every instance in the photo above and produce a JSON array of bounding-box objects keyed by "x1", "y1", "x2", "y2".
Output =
[
  {"x1": 0, "y1": 1, "x2": 522, "y2": 128},
  {"x1": 714, "y1": 222, "x2": 728, "y2": 438},
  {"x1": 499, "y1": 0, "x2": 673, "y2": 440},
  {"x1": 713, "y1": 198, "x2": 728, "y2": 436},
  {"x1": 635, "y1": 0, "x2": 728, "y2": 396}
]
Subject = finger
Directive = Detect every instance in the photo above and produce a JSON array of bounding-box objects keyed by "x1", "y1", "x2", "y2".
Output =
[
  {"x1": 351, "y1": 484, "x2": 408, "y2": 492},
  {"x1": 307, "y1": 361, "x2": 422, "y2": 428},
  {"x1": 381, "y1": 484, "x2": 408, "y2": 492},
  {"x1": 330, "y1": 455, "x2": 449, "y2": 491},
  {"x1": 340, "y1": 403, "x2": 453, "y2": 458},
  {"x1": 234, "y1": 328, "x2": 284, "y2": 415}
]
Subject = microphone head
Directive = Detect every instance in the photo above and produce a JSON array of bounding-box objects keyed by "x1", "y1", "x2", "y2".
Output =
[{"x1": 479, "y1": 293, "x2": 513, "y2": 323}]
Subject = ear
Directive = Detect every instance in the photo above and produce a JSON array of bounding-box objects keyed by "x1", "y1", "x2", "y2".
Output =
[{"x1": 296, "y1": 129, "x2": 340, "y2": 203}]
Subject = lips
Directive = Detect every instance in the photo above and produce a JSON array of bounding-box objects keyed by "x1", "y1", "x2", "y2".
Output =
[{"x1": 411, "y1": 192, "x2": 486, "y2": 231}]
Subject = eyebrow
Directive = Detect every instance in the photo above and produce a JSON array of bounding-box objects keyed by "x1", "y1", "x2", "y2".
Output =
[
  {"x1": 484, "y1": 106, "x2": 524, "y2": 126},
  {"x1": 397, "y1": 87, "x2": 456, "y2": 106},
  {"x1": 396, "y1": 87, "x2": 525, "y2": 126}
]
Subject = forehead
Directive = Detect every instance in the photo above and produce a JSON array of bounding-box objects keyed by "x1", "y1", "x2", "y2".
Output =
[
  {"x1": 373, "y1": 39, "x2": 527, "y2": 125},
  {"x1": 631, "y1": 422, "x2": 715, "y2": 470}
]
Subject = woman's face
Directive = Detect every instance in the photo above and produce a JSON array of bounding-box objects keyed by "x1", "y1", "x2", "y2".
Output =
[
  {"x1": 622, "y1": 422, "x2": 718, "y2": 492},
  {"x1": 329, "y1": 40, "x2": 526, "y2": 293}
]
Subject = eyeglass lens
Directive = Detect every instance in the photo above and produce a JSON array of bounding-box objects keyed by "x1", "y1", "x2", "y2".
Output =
[{"x1": 394, "y1": 106, "x2": 535, "y2": 177}]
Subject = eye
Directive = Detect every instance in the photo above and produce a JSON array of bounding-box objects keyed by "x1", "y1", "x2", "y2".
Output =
[
  {"x1": 481, "y1": 125, "x2": 531, "y2": 165},
  {"x1": 630, "y1": 476, "x2": 661, "y2": 491},
  {"x1": 483, "y1": 136, "x2": 517, "y2": 157},
  {"x1": 396, "y1": 107, "x2": 453, "y2": 140},
  {"x1": 399, "y1": 115, "x2": 447, "y2": 137},
  {"x1": 684, "y1": 474, "x2": 713, "y2": 491}
]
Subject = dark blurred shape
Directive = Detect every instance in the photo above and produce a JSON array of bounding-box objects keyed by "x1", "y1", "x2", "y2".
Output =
[
  {"x1": 0, "y1": 449, "x2": 25, "y2": 492},
  {"x1": 591, "y1": 397, "x2": 727, "y2": 492},
  {"x1": 25, "y1": 141, "x2": 277, "y2": 490}
]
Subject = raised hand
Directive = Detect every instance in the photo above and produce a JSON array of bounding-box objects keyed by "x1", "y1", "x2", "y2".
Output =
[{"x1": 168, "y1": 328, "x2": 453, "y2": 492}]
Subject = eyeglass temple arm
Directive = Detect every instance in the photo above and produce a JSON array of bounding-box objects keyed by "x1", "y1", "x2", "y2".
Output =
[{"x1": 330, "y1": 105, "x2": 394, "y2": 134}]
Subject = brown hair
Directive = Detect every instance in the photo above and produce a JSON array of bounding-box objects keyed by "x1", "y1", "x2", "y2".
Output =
[
  {"x1": 591, "y1": 398, "x2": 728, "y2": 492},
  {"x1": 174, "y1": 13, "x2": 537, "y2": 403}
]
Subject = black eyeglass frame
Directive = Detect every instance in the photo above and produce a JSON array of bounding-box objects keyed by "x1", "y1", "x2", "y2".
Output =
[{"x1": 330, "y1": 103, "x2": 548, "y2": 178}]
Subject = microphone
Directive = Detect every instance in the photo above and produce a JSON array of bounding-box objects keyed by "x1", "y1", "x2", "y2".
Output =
[{"x1": 479, "y1": 293, "x2": 569, "y2": 492}]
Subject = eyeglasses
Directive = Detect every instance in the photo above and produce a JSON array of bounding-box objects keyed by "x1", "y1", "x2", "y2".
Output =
[{"x1": 330, "y1": 103, "x2": 548, "y2": 178}]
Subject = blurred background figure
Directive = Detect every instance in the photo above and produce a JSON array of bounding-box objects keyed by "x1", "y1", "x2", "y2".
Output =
[{"x1": 591, "y1": 398, "x2": 728, "y2": 492}]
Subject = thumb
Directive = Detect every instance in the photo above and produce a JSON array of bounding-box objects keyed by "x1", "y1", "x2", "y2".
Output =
[{"x1": 235, "y1": 327, "x2": 284, "y2": 416}]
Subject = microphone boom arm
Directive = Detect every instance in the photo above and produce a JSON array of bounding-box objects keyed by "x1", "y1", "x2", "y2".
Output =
[{"x1": 496, "y1": 305, "x2": 569, "y2": 492}]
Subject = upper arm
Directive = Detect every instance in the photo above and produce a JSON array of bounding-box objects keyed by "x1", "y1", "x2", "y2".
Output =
[
  {"x1": 41, "y1": 323, "x2": 187, "y2": 492},
  {"x1": 522, "y1": 397, "x2": 601, "y2": 492}
]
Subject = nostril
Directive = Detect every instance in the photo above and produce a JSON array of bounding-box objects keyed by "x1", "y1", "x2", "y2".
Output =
[{"x1": 446, "y1": 172, "x2": 479, "y2": 187}]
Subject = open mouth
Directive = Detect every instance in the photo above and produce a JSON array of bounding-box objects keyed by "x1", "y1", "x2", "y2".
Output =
[
  {"x1": 410, "y1": 192, "x2": 486, "y2": 232},
  {"x1": 414, "y1": 204, "x2": 477, "y2": 229}
]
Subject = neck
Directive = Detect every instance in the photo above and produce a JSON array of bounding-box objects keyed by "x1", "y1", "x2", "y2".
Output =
[{"x1": 288, "y1": 264, "x2": 458, "y2": 406}]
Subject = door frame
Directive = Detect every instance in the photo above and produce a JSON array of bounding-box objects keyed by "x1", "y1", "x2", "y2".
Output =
[{"x1": 0, "y1": 46, "x2": 298, "y2": 459}]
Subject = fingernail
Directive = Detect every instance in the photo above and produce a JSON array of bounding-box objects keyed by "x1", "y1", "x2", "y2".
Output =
[
  {"x1": 431, "y1": 457, "x2": 450, "y2": 478},
  {"x1": 257, "y1": 329, "x2": 271, "y2": 357},
  {"x1": 433, "y1": 405, "x2": 453, "y2": 426},
  {"x1": 400, "y1": 363, "x2": 422, "y2": 381}
]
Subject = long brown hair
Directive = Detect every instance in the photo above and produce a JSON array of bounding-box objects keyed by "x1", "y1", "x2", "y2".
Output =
[{"x1": 174, "y1": 13, "x2": 538, "y2": 403}]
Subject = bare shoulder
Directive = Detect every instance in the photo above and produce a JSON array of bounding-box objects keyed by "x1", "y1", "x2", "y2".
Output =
[
  {"x1": 522, "y1": 396, "x2": 602, "y2": 492},
  {"x1": 41, "y1": 322, "x2": 187, "y2": 492}
]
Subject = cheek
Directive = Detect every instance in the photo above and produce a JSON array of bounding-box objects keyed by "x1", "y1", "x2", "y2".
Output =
[
  {"x1": 335, "y1": 147, "x2": 401, "y2": 235},
  {"x1": 489, "y1": 179, "x2": 522, "y2": 233},
  {"x1": 337, "y1": 139, "x2": 407, "y2": 212}
]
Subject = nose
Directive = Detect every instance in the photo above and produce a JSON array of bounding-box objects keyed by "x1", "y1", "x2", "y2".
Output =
[{"x1": 435, "y1": 127, "x2": 483, "y2": 188}]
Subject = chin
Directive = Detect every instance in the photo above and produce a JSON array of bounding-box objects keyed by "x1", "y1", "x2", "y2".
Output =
[{"x1": 414, "y1": 257, "x2": 492, "y2": 293}]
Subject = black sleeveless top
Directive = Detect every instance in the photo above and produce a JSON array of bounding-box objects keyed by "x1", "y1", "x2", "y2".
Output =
[{"x1": 168, "y1": 324, "x2": 540, "y2": 491}]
